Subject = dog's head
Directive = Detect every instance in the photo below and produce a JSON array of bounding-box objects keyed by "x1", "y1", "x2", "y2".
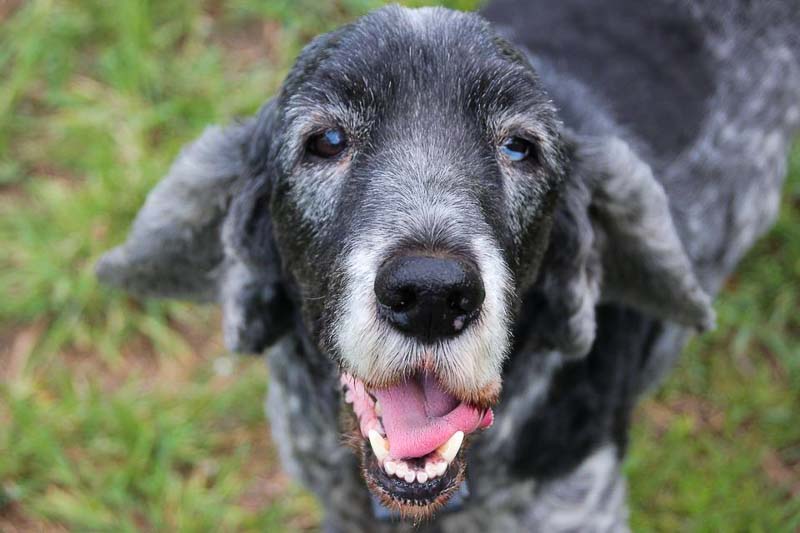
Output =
[{"x1": 98, "y1": 6, "x2": 714, "y2": 519}]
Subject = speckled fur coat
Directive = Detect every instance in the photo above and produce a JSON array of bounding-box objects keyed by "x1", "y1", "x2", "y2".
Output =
[{"x1": 98, "y1": 1, "x2": 800, "y2": 531}]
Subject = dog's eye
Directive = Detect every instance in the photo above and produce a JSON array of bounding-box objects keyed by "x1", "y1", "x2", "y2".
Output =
[
  {"x1": 500, "y1": 137, "x2": 533, "y2": 162},
  {"x1": 308, "y1": 128, "x2": 347, "y2": 158}
]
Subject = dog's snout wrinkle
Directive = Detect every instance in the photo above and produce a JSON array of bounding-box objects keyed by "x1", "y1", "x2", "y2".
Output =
[{"x1": 374, "y1": 255, "x2": 485, "y2": 343}]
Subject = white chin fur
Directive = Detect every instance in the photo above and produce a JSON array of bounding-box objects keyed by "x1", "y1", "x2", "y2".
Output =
[{"x1": 333, "y1": 233, "x2": 513, "y2": 396}]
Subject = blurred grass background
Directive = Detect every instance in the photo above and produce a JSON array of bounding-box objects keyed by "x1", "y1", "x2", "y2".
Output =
[{"x1": 0, "y1": 0, "x2": 797, "y2": 531}]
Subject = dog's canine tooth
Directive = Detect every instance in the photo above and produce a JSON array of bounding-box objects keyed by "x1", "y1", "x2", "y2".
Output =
[
  {"x1": 368, "y1": 430, "x2": 389, "y2": 462},
  {"x1": 416, "y1": 471, "x2": 428, "y2": 483},
  {"x1": 436, "y1": 431, "x2": 464, "y2": 464},
  {"x1": 384, "y1": 460, "x2": 397, "y2": 476}
]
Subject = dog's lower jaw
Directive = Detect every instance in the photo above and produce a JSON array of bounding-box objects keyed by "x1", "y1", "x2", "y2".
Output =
[{"x1": 360, "y1": 440, "x2": 468, "y2": 521}]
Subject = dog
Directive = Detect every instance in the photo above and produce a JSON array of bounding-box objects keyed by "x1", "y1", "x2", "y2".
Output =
[{"x1": 97, "y1": 1, "x2": 800, "y2": 530}]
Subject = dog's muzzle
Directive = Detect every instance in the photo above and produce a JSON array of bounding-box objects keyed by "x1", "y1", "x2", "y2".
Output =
[{"x1": 335, "y1": 242, "x2": 508, "y2": 516}]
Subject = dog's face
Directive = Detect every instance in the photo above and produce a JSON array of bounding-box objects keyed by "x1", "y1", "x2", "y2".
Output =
[{"x1": 264, "y1": 6, "x2": 566, "y2": 516}]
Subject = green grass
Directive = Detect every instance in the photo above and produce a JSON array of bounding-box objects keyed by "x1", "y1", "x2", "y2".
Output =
[{"x1": 0, "y1": 1, "x2": 797, "y2": 530}]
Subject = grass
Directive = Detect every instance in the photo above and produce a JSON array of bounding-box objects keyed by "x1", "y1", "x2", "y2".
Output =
[{"x1": 0, "y1": 0, "x2": 797, "y2": 530}]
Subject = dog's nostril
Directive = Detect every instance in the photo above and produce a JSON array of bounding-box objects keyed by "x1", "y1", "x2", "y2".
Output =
[
  {"x1": 450, "y1": 292, "x2": 481, "y2": 314},
  {"x1": 390, "y1": 288, "x2": 416, "y2": 312},
  {"x1": 374, "y1": 254, "x2": 485, "y2": 343}
]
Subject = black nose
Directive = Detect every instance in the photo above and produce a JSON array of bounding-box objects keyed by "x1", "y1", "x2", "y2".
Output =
[{"x1": 374, "y1": 255, "x2": 485, "y2": 342}]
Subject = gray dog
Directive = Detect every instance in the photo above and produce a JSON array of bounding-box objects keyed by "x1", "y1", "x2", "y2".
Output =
[{"x1": 97, "y1": 1, "x2": 800, "y2": 530}]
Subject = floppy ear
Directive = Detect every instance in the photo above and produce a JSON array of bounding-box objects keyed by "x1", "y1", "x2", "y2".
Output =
[
  {"x1": 96, "y1": 100, "x2": 292, "y2": 354},
  {"x1": 535, "y1": 134, "x2": 715, "y2": 358}
]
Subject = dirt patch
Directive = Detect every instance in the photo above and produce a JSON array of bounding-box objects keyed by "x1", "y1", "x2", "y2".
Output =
[
  {"x1": 238, "y1": 426, "x2": 289, "y2": 510},
  {"x1": 0, "y1": 321, "x2": 45, "y2": 384},
  {"x1": 636, "y1": 394, "x2": 726, "y2": 437},
  {"x1": 0, "y1": 182, "x2": 29, "y2": 203},
  {"x1": 0, "y1": 0, "x2": 22, "y2": 22},
  {"x1": 762, "y1": 448, "x2": 800, "y2": 499},
  {"x1": 0, "y1": 159, "x2": 82, "y2": 205},
  {"x1": 215, "y1": 17, "x2": 288, "y2": 72},
  {"x1": 0, "y1": 500, "x2": 68, "y2": 533}
]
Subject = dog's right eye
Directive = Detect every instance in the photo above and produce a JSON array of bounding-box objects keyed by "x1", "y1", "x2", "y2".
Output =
[
  {"x1": 307, "y1": 128, "x2": 348, "y2": 158},
  {"x1": 500, "y1": 136, "x2": 533, "y2": 162}
]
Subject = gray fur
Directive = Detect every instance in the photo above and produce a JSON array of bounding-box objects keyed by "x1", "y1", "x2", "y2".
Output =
[
  {"x1": 95, "y1": 120, "x2": 254, "y2": 301},
  {"x1": 534, "y1": 132, "x2": 716, "y2": 359},
  {"x1": 585, "y1": 135, "x2": 714, "y2": 332},
  {"x1": 97, "y1": 105, "x2": 290, "y2": 354},
  {"x1": 97, "y1": 1, "x2": 800, "y2": 530}
]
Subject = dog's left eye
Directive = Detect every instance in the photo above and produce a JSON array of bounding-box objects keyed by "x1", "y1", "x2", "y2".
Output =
[
  {"x1": 500, "y1": 137, "x2": 533, "y2": 162},
  {"x1": 308, "y1": 128, "x2": 348, "y2": 158}
]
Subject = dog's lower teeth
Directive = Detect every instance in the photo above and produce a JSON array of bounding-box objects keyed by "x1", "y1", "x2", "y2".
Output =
[
  {"x1": 370, "y1": 443, "x2": 455, "y2": 482},
  {"x1": 425, "y1": 460, "x2": 446, "y2": 478},
  {"x1": 380, "y1": 456, "x2": 449, "y2": 483},
  {"x1": 395, "y1": 461, "x2": 409, "y2": 479}
]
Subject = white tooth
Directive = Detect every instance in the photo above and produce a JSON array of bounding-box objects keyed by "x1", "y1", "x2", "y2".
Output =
[
  {"x1": 344, "y1": 390, "x2": 354, "y2": 403},
  {"x1": 416, "y1": 471, "x2": 428, "y2": 483},
  {"x1": 436, "y1": 431, "x2": 464, "y2": 464},
  {"x1": 384, "y1": 460, "x2": 396, "y2": 476},
  {"x1": 425, "y1": 462, "x2": 438, "y2": 478},
  {"x1": 435, "y1": 461, "x2": 448, "y2": 477},
  {"x1": 374, "y1": 400, "x2": 382, "y2": 417},
  {"x1": 404, "y1": 470, "x2": 416, "y2": 483},
  {"x1": 368, "y1": 430, "x2": 389, "y2": 462},
  {"x1": 395, "y1": 461, "x2": 409, "y2": 479}
]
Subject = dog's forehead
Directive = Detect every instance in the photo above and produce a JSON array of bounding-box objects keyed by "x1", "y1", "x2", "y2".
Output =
[{"x1": 282, "y1": 6, "x2": 547, "y2": 123}]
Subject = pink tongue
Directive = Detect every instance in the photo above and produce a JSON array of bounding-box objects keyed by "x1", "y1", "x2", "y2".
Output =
[{"x1": 373, "y1": 373, "x2": 493, "y2": 459}]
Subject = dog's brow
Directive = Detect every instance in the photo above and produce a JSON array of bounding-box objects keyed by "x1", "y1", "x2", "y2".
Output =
[{"x1": 281, "y1": 100, "x2": 362, "y2": 158}]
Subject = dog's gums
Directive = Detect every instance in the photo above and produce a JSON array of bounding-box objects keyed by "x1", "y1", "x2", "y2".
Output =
[{"x1": 341, "y1": 372, "x2": 493, "y2": 514}]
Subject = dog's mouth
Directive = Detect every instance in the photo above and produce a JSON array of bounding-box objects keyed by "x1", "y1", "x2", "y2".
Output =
[{"x1": 341, "y1": 372, "x2": 494, "y2": 518}]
